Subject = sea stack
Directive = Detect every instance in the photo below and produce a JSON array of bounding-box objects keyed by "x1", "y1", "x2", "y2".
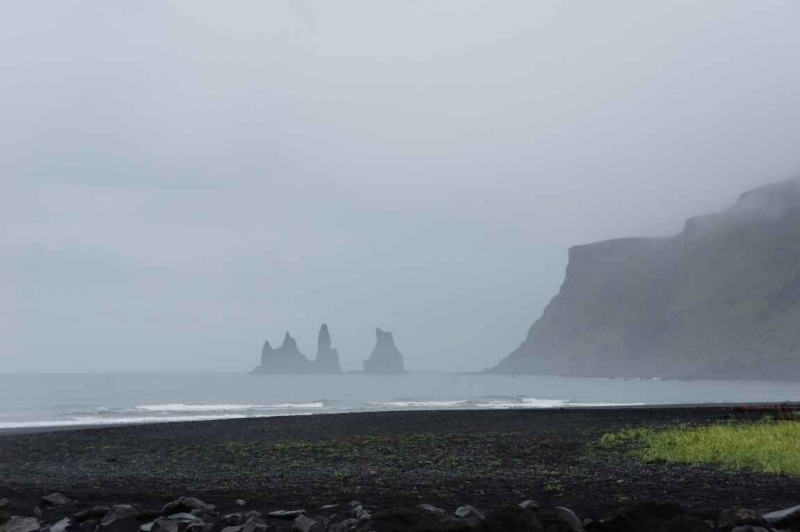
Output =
[
  {"x1": 313, "y1": 323, "x2": 342, "y2": 373},
  {"x1": 363, "y1": 328, "x2": 407, "y2": 374},
  {"x1": 251, "y1": 331, "x2": 311, "y2": 374}
]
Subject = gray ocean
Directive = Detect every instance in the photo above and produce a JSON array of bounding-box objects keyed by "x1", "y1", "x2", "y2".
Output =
[{"x1": 1, "y1": 373, "x2": 799, "y2": 430}]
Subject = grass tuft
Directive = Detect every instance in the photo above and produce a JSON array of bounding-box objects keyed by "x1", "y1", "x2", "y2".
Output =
[{"x1": 602, "y1": 421, "x2": 800, "y2": 476}]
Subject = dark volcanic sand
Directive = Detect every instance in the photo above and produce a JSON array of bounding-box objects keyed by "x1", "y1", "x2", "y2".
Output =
[{"x1": 1, "y1": 406, "x2": 799, "y2": 520}]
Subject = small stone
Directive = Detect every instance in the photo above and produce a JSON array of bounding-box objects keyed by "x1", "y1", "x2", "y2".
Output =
[
  {"x1": 33, "y1": 510, "x2": 42, "y2": 522},
  {"x1": 718, "y1": 509, "x2": 764, "y2": 529},
  {"x1": 326, "y1": 518, "x2": 358, "y2": 532},
  {"x1": 519, "y1": 501, "x2": 539, "y2": 511},
  {"x1": 0, "y1": 517, "x2": 41, "y2": 532},
  {"x1": 555, "y1": 507, "x2": 585, "y2": 532},
  {"x1": 74, "y1": 508, "x2": 110, "y2": 523},
  {"x1": 49, "y1": 519, "x2": 71, "y2": 532},
  {"x1": 150, "y1": 520, "x2": 179, "y2": 532},
  {"x1": 417, "y1": 504, "x2": 446, "y2": 516},
  {"x1": 455, "y1": 506, "x2": 485, "y2": 521},
  {"x1": 234, "y1": 501, "x2": 246, "y2": 508},
  {"x1": 267, "y1": 511, "x2": 304, "y2": 520},
  {"x1": 291, "y1": 515, "x2": 323, "y2": 532},
  {"x1": 41, "y1": 495, "x2": 72, "y2": 509},
  {"x1": 100, "y1": 505, "x2": 139, "y2": 531},
  {"x1": 764, "y1": 505, "x2": 800, "y2": 528},
  {"x1": 731, "y1": 527, "x2": 771, "y2": 532},
  {"x1": 320, "y1": 505, "x2": 337, "y2": 511},
  {"x1": 347, "y1": 502, "x2": 362, "y2": 509},
  {"x1": 162, "y1": 500, "x2": 215, "y2": 518},
  {"x1": 221, "y1": 515, "x2": 245, "y2": 527}
]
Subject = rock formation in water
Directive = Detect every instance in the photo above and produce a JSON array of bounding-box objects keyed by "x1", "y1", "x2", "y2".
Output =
[
  {"x1": 312, "y1": 323, "x2": 342, "y2": 373},
  {"x1": 251, "y1": 331, "x2": 312, "y2": 374},
  {"x1": 251, "y1": 325, "x2": 343, "y2": 374},
  {"x1": 489, "y1": 177, "x2": 800, "y2": 381},
  {"x1": 363, "y1": 328, "x2": 407, "y2": 374}
]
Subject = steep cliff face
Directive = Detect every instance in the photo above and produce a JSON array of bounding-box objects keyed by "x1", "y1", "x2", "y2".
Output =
[
  {"x1": 312, "y1": 323, "x2": 342, "y2": 373},
  {"x1": 490, "y1": 178, "x2": 800, "y2": 380},
  {"x1": 363, "y1": 328, "x2": 407, "y2": 374}
]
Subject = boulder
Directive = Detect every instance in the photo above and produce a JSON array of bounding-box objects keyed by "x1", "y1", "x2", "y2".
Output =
[
  {"x1": 221, "y1": 515, "x2": 246, "y2": 527},
  {"x1": 660, "y1": 515, "x2": 713, "y2": 532},
  {"x1": 763, "y1": 505, "x2": 800, "y2": 528},
  {"x1": 99, "y1": 504, "x2": 140, "y2": 532},
  {"x1": 0, "y1": 499, "x2": 10, "y2": 525},
  {"x1": 519, "y1": 501, "x2": 539, "y2": 512},
  {"x1": 417, "y1": 505, "x2": 446, "y2": 516},
  {"x1": 483, "y1": 505, "x2": 543, "y2": 532},
  {"x1": 328, "y1": 519, "x2": 359, "y2": 532},
  {"x1": 48, "y1": 519, "x2": 71, "y2": 532},
  {"x1": 0, "y1": 518, "x2": 40, "y2": 532},
  {"x1": 234, "y1": 501, "x2": 247, "y2": 509},
  {"x1": 162, "y1": 500, "x2": 216, "y2": 518},
  {"x1": 362, "y1": 329, "x2": 407, "y2": 374},
  {"x1": 291, "y1": 516, "x2": 324, "y2": 532},
  {"x1": 356, "y1": 506, "x2": 475, "y2": 532},
  {"x1": 184, "y1": 525, "x2": 213, "y2": 532},
  {"x1": 150, "y1": 520, "x2": 179, "y2": 532},
  {"x1": 555, "y1": 507, "x2": 584, "y2": 532},
  {"x1": 717, "y1": 509, "x2": 764, "y2": 529},
  {"x1": 41, "y1": 495, "x2": 72, "y2": 509},
  {"x1": 454, "y1": 507, "x2": 484, "y2": 521},
  {"x1": 267, "y1": 511, "x2": 305, "y2": 520},
  {"x1": 74, "y1": 508, "x2": 110, "y2": 523},
  {"x1": 601, "y1": 502, "x2": 685, "y2": 532}
]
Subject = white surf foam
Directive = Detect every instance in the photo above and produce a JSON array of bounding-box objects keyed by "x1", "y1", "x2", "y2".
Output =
[
  {"x1": 371, "y1": 400, "x2": 470, "y2": 408},
  {"x1": 0, "y1": 412, "x2": 316, "y2": 430},
  {"x1": 134, "y1": 402, "x2": 324, "y2": 412}
]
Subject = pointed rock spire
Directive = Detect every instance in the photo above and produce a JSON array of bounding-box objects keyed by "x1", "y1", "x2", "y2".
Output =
[
  {"x1": 363, "y1": 327, "x2": 407, "y2": 374},
  {"x1": 282, "y1": 331, "x2": 297, "y2": 349},
  {"x1": 313, "y1": 323, "x2": 342, "y2": 373},
  {"x1": 260, "y1": 339, "x2": 273, "y2": 365}
]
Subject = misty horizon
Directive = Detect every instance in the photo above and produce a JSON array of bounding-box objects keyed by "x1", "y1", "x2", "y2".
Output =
[{"x1": 3, "y1": 1, "x2": 800, "y2": 373}]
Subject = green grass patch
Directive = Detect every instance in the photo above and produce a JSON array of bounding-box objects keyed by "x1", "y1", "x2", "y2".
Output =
[{"x1": 601, "y1": 421, "x2": 800, "y2": 476}]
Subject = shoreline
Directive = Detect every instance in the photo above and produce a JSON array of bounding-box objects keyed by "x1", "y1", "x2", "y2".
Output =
[{"x1": 1, "y1": 401, "x2": 798, "y2": 437}]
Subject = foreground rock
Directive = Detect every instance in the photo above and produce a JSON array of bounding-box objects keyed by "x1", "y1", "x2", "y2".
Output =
[
  {"x1": 162, "y1": 498, "x2": 217, "y2": 517},
  {"x1": 0, "y1": 500, "x2": 10, "y2": 526},
  {"x1": 0, "y1": 518, "x2": 39, "y2": 532},
  {"x1": 40, "y1": 494, "x2": 72, "y2": 508},
  {"x1": 363, "y1": 328, "x2": 407, "y2": 374}
]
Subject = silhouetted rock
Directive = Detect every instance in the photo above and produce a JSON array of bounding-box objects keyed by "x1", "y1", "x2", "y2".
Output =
[
  {"x1": 313, "y1": 324, "x2": 342, "y2": 373},
  {"x1": 41, "y1": 494, "x2": 71, "y2": 508},
  {"x1": 74, "y1": 507, "x2": 109, "y2": 523},
  {"x1": 489, "y1": 177, "x2": 800, "y2": 380},
  {"x1": 363, "y1": 329, "x2": 407, "y2": 374},
  {"x1": 250, "y1": 332, "x2": 312, "y2": 374}
]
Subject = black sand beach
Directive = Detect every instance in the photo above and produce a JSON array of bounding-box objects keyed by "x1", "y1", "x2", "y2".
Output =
[{"x1": 1, "y1": 406, "x2": 799, "y2": 521}]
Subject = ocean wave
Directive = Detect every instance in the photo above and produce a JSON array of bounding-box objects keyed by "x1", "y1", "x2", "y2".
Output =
[
  {"x1": 475, "y1": 398, "x2": 569, "y2": 408},
  {"x1": 370, "y1": 400, "x2": 470, "y2": 408},
  {"x1": 134, "y1": 402, "x2": 324, "y2": 412},
  {"x1": 0, "y1": 412, "x2": 316, "y2": 430}
]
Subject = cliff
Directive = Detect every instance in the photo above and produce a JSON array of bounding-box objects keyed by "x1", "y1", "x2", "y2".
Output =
[
  {"x1": 363, "y1": 328, "x2": 407, "y2": 374},
  {"x1": 489, "y1": 177, "x2": 800, "y2": 380}
]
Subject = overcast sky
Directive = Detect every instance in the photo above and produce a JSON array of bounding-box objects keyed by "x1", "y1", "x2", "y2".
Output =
[{"x1": 2, "y1": 1, "x2": 800, "y2": 373}]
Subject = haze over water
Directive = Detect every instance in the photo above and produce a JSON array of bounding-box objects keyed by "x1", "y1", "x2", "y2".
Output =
[{"x1": 2, "y1": 373, "x2": 799, "y2": 431}]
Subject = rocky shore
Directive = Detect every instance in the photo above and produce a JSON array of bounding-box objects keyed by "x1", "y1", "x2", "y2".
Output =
[
  {"x1": 3, "y1": 492, "x2": 800, "y2": 532},
  {"x1": 1, "y1": 407, "x2": 799, "y2": 532}
]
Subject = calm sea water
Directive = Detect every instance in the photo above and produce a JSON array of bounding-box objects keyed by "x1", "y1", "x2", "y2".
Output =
[{"x1": 1, "y1": 372, "x2": 799, "y2": 430}]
